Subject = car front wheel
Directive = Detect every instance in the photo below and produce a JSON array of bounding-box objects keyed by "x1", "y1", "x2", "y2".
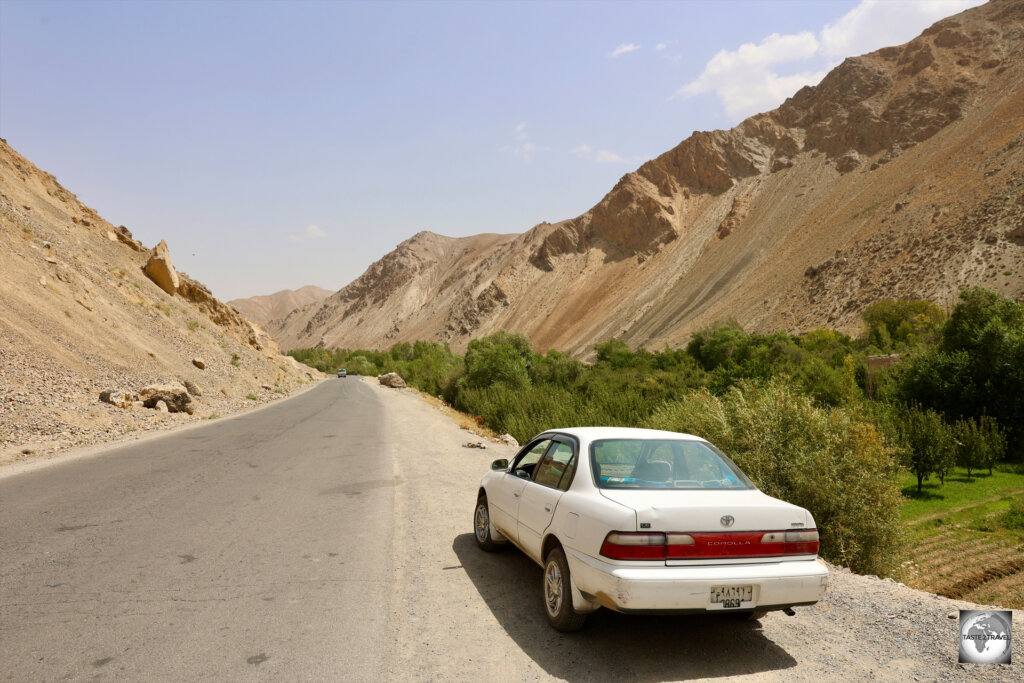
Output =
[
  {"x1": 543, "y1": 547, "x2": 586, "y2": 632},
  {"x1": 474, "y1": 495, "x2": 500, "y2": 551}
]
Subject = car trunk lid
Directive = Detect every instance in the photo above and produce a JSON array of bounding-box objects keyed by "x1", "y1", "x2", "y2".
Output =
[{"x1": 598, "y1": 488, "x2": 815, "y2": 564}]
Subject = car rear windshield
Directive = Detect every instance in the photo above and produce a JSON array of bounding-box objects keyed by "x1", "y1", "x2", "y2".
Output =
[{"x1": 590, "y1": 439, "x2": 754, "y2": 489}]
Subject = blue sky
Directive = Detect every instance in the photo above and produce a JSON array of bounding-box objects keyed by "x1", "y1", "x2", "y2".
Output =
[{"x1": 0, "y1": 0, "x2": 983, "y2": 301}]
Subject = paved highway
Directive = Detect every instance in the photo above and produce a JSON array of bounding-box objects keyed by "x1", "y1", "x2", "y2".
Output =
[
  {"x1": 6, "y1": 377, "x2": 996, "y2": 681},
  {"x1": 1, "y1": 379, "x2": 395, "y2": 680}
]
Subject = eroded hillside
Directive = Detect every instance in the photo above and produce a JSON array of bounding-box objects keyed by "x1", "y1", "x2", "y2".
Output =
[
  {"x1": 229, "y1": 285, "x2": 332, "y2": 328},
  {"x1": 0, "y1": 140, "x2": 319, "y2": 463},
  {"x1": 275, "y1": 0, "x2": 1024, "y2": 356}
]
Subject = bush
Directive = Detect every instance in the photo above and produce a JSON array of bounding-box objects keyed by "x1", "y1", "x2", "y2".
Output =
[
  {"x1": 1000, "y1": 497, "x2": 1024, "y2": 530},
  {"x1": 462, "y1": 331, "x2": 533, "y2": 390},
  {"x1": 862, "y1": 299, "x2": 944, "y2": 351},
  {"x1": 642, "y1": 380, "x2": 903, "y2": 575}
]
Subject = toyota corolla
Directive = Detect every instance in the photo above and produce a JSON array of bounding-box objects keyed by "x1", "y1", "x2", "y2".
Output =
[{"x1": 473, "y1": 427, "x2": 829, "y2": 631}]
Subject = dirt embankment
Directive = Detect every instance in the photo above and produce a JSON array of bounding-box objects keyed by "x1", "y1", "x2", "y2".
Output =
[{"x1": 0, "y1": 138, "x2": 323, "y2": 465}]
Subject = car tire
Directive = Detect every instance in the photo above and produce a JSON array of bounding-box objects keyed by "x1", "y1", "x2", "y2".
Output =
[
  {"x1": 473, "y1": 494, "x2": 501, "y2": 552},
  {"x1": 543, "y1": 547, "x2": 587, "y2": 632}
]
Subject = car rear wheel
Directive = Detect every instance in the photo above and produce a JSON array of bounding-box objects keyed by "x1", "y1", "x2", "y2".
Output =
[
  {"x1": 543, "y1": 547, "x2": 586, "y2": 632},
  {"x1": 474, "y1": 495, "x2": 500, "y2": 551}
]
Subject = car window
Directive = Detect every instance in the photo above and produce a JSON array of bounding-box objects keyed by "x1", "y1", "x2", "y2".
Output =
[
  {"x1": 533, "y1": 441, "x2": 575, "y2": 489},
  {"x1": 513, "y1": 439, "x2": 551, "y2": 480},
  {"x1": 591, "y1": 439, "x2": 754, "y2": 489}
]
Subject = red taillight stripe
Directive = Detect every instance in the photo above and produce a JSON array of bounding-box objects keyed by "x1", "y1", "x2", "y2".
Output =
[{"x1": 600, "y1": 530, "x2": 819, "y2": 560}]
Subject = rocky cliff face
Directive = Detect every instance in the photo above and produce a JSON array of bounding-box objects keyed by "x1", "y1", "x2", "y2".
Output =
[
  {"x1": 274, "y1": 0, "x2": 1024, "y2": 355},
  {"x1": 0, "y1": 140, "x2": 317, "y2": 462}
]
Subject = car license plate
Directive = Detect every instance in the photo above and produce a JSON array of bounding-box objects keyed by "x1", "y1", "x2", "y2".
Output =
[{"x1": 709, "y1": 585, "x2": 753, "y2": 609}]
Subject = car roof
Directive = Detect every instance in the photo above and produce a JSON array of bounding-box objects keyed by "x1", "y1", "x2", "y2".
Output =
[{"x1": 538, "y1": 426, "x2": 705, "y2": 443}]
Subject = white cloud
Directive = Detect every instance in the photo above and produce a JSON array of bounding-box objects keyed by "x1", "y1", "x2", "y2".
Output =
[
  {"x1": 289, "y1": 225, "x2": 326, "y2": 242},
  {"x1": 821, "y1": 0, "x2": 984, "y2": 59},
  {"x1": 610, "y1": 43, "x2": 641, "y2": 58},
  {"x1": 654, "y1": 42, "x2": 669, "y2": 52},
  {"x1": 677, "y1": 0, "x2": 984, "y2": 122},
  {"x1": 573, "y1": 144, "x2": 627, "y2": 164},
  {"x1": 503, "y1": 122, "x2": 545, "y2": 161},
  {"x1": 594, "y1": 150, "x2": 626, "y2": 163}
]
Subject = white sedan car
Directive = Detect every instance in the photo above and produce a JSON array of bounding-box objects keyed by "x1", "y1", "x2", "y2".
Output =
[{"x1": 474, "y1": 427, "x2": 828, "y2": 631}]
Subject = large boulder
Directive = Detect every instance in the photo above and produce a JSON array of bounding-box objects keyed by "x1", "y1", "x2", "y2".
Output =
[
  {"x1": 143, "y1": 240, "x2": 180, "y2": 295},
  {"x1": 139, "y1": 382, "x2": 193, "y2": 414},
  {"x1": 99, "y1": 389, "x2": 138, "y2": 409},
  {"x1": 378, "y1": 372, "x2": 407, "y2": 389}
]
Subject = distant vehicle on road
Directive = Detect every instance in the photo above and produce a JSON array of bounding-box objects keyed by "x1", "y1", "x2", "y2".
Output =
[
  {"x1": 473, "y1": 427, "x2": 828, "y2": 631},
  {"x1": 337, "y1": 368, "x2": 347, "y2": 378}
]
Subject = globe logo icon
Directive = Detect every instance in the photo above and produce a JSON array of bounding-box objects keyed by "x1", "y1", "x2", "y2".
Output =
[{"x1": 959, "y1": 610, "x2": 1012, "y2": 664}]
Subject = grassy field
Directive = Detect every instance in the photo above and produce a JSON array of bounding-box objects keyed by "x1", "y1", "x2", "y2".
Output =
[{"x1": 897, "y1": 465, "x2": 1024, "y2": 608}]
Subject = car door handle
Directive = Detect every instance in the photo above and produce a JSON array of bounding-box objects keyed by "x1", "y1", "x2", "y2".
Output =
[{"x1": 544, "y1": 505, "x2": 552, "y2": 512}]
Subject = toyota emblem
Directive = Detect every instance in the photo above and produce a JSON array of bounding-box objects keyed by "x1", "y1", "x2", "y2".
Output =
[{"x1": 721, "y1": 515, "x2": 735, "y2": 527}]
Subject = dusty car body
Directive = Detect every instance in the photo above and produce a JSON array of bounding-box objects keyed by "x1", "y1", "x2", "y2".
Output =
[{"x1": 474, "y1": 427, "x2": 828, "y2": 631}]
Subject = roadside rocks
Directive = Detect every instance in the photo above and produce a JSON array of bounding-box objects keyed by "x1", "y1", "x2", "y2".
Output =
[
  {"x1": 497, "y1": 434, "x2": 519, "y2": 447},
  {"x1": 139, "y1": 382, "x2": 193, "y2": 414},
  {"x1": 99, "y1": 389, "x2": 138, "y2": 410},
  {"x1": 191, "y1": 358, "x2": 206, "y2": 369},
  {"x1": 183, "y1": 379, "x2": 202, "y2": 397},
  {"x1": 378, "y1": 372, "x2": 407, "y2": 389},
  {"x1": 143, "y1": 239, "x2": 180, "y2": 295}
]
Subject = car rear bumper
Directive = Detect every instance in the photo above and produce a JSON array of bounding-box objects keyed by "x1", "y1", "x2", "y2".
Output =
[{"x1": 566, "y1": 548, "x2": 828, "y2": 613}]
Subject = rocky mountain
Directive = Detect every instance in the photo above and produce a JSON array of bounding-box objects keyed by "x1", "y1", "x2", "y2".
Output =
[
  {"x1": 229, "y1": 285, "x2": 332, "y2": 328},
  {"x1": 0, "y1": 140, "x2": 319, "y2": 464},
  {"x1": 274, "y1": 0, "x2": 1024, "y2": 356}
]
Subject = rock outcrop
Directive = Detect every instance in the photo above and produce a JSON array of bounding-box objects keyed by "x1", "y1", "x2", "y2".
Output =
[
  {"x1": 143, "y1": 240, "x2": 179, "y2": 295},
  {"x1": 139, "y1": 383, "x2": 193, "y2": 414}
]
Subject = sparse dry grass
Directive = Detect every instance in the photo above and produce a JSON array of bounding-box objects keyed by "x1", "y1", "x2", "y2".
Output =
[{"x1": 407, "y1": 386, "x2": 500, "y2": 440}]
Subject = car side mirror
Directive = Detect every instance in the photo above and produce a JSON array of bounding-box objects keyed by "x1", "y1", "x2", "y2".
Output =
[{"x1": 490, "y1": 458, "x2": 509, "y2": 470}]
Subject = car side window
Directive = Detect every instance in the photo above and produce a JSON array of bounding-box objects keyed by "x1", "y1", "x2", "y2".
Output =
[
  {"x1": 512, "y1": 439, "x2": 551, "y2": 480},
  {"x1": 533, "y1": 441, "x2": 575, "y2": 490}
]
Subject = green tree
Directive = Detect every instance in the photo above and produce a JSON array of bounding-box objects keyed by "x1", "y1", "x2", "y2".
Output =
[
  {"x1": 900, "y1": 407, "x2": 956, "y2": 493},
  {"x1": 898, "y1": 288, "x2": 1024, "y2": 458}
]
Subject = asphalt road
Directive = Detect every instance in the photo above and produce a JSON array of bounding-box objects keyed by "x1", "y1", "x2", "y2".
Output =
[
  {"x1": 6, "y1": 378, "x2": 1019, "y2": 682},
  {"x1": 0, "y1": 379, "x2": 395, "y2": 680}
]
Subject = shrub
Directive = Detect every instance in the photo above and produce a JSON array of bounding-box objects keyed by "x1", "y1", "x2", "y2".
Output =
[
  {"x1": 462, "y1": 331, "x2": 533, "y2": 390},
  {"x1": 862, "y1": 299, "x2": 944, "y2": 351},
  {"x1": 1000, "y1": 497, "x2": 1024, "y2": 530},
  {"x1": 642, "y1": 380, "x2": 903, "y2": 575}
]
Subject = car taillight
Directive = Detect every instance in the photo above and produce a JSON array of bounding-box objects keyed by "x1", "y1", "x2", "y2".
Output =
[
  {"x1": 600, "y1": 529, "x2": 819, "y2": 560},
  {"x1": 600, "y1": 532, "x2": 667, "y2": 560},
  {"x1": 760, "y1": 529, "x2": 819, "y2": 555}
]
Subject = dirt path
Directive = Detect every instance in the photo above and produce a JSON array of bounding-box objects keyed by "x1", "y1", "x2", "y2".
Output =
[{"x1": 371, "y1": 377, "x2": 1021, "y2": 681}]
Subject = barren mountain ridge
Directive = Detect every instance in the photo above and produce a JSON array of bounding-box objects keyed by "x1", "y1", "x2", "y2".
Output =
[{"x1": 273, "y1": 0, "x2": 1024, "y2": 356}]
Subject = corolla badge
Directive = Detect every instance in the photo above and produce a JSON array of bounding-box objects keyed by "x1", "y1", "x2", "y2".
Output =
[{"x1": 720, "y1": 515, "x2": 735, "y2": 527}]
